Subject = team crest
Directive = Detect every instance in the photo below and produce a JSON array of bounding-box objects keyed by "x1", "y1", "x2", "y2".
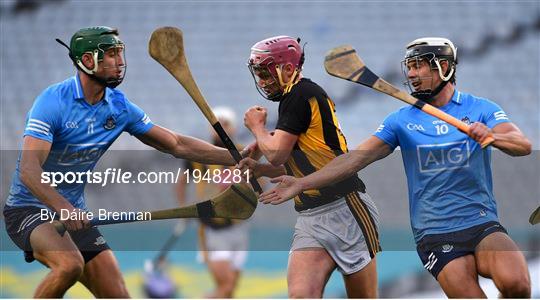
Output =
[
  {"x1": 94, "y1": 236, "x2": 107, "y2": 246},
  {"x1": 104, "y1": 116, "x2": 116, "y2": 130},
  {"x1": 461, "y1": 116, "x2": 471, "y2": 125},
  {"x1": 441, "y1": 244, "x2": 454, "y2": 253}
]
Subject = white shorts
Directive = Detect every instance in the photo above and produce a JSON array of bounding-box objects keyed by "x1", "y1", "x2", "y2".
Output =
[
  {"x1": 290, "y1": 192, "x2": 380, "y2": 275},
  {"x1": 196, "y1": 250, "x2": 248, "y2": 270},
  {"x1": 197, "y1": 222, "x2": 249, "y2": 270}
]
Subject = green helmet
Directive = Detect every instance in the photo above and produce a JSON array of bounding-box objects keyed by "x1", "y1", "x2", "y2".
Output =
[{"x1": 69, "y1": 26, "x2": 124, "y2": 74}]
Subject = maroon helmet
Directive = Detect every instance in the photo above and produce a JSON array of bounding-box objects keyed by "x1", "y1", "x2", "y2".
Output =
[{"x1": 248, "y1": 36, "x2": 304, "y2": 101}]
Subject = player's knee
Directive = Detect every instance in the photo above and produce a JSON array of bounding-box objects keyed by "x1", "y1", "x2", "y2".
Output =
[
  {"x1": 499, "y1": 275, "x2": 530, "y2": 298},
  {"x1": 288, "y1": 290, "x2": 319, "y2": 299},
  {"x1": 54, "y1": 254, "x2": 84, "y2": 282},
  {"x1": 90, "y1": 274, "x2": 129, "y2": 298},
  {"x1": 100, "y1": 280, "x2": 130, "y2": 298},
  {"x1": 288, "y1": 285, "x2": 321, "y2": 298},
  {"x1": 214, "y1": 274, "x2": 236, "y2": 297},
  {"x1": 220, "y1": 281, "x2": 236, "y2": 298}
]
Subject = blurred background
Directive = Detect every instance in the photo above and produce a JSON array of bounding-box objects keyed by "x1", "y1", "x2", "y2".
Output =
[{"x1": 1, "y1": 0, "x2": 539, "y2": 298}]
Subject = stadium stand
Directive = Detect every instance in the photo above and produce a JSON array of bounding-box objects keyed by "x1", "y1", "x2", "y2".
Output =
[{"x1": 1, "y1": 1, "x2": 538, "y2": 298}]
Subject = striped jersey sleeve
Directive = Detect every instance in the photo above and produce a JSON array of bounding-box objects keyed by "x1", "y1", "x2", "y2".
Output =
[
  {"x1": 481, "y1": 99, "x2": 510, "y2": 128},
  {"x1": 124, "y1": 99, "x2": 154, "y2": 136},
  {"x1": 23, "y1": 90, "x2": 61, "y2": 143},
  {"x1": 373, "y1": 111, "x2": 399, "y2": 150}
]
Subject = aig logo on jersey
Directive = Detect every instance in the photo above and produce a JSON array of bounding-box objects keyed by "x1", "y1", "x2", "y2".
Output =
[
  {"x1": 407, "y1": 123, "x2": 426, "y2": 131},
  {"x1": 417, "y1": 140, "x2": 471, "y2": 173},
  {"x1": 57, "y1": 142, "x2": 108, "y2": 166}
]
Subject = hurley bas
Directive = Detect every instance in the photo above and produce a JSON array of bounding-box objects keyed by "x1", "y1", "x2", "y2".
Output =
[{"x1": 41, "y1": 209, "x2": 152, "y2": 223}]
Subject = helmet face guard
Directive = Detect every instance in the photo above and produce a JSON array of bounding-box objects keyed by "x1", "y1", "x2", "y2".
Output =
[
  {"x1": 248, "y1": 55, "x2": 283, "y2": 101},
  {"x1": 401, "y1": 38, "x2": 457, "y2": 102},
  {"x1": 94, "y1": 44, "x2": 126, "y2": 88},
  {"x1": 247, "y1": 36, "x2": 304, "y2": 102},
  {"x1": 401, "y1": 52, "x2": 442, "y2": 101}
]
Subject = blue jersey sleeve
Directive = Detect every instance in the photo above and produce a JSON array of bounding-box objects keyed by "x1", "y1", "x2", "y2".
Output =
[
  {"x1": 481, "y1": 99, "x2": 510, "y2": 128},
  {"x1": 124, "y1": 100, "x2": 154, "y2": 136},
  {"x1": 23, "y1": 89, "x2": 61, "y2": 143},
  {"x1": 373, "y1": 111, "x2": 399, "y2": 150}
]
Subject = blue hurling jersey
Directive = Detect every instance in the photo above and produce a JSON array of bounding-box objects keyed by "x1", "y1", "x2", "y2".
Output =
[
  {"x1": 6, "y1": 75, "x2": 154, "y2": 209},
  {"x1": 373, "y1": 90, "x2": 510, "y2": 242}
]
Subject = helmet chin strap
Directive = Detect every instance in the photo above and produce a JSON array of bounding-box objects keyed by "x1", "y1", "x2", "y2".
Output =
[
  {"x1": 84, "y1": 58, "x2": 124, "y2": 88},
  {"x1": 411, "y1": 61, "x2": 453, "y2": 102},
  {"x1": 434, "y1": 58, "x2": 454, "y2": 82},
  {"x1": 276, "y1": 65, "x2": 299, "y2": 94},
  {"x1": 411, "y1": 79, "x2": 450, "y2": 102},
  {"x1": 76, "y1": 50, "x2": 99, "y2": 75},
  {"x1": 88, "y1": 73, "x2": 123, "y2": 89}
]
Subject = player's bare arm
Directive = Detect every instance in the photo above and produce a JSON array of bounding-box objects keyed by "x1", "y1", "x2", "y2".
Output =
[
  {"x1": 244, "y1": 106, "x2": 298, "y2": 166},
  {"x1": 241, "y1": 141, "x2": 264, "y2": 160},
  {"x1": 136, "y1": 125, "x2": 236, "y2": 165},
  {"x1": 237, "y1": 157, "x2": 286, "y2": 179},
  {"x1": 19, "y1": 136, "x2": 88, "y2": 231},
  {"x1": 259, "y1": 136, "x2": 392, "y2": 204},
  {"x1": 469, "y1": 122, "x2": 531, "y2": 156}
]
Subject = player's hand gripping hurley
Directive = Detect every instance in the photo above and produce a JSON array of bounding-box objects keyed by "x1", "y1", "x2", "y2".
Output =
[
  {"x1": 324, "y1": 45, "x2": 494, "y2": 148},
  {"x1": 148, "y1": 27, "x2": 263, "y2": 193}
]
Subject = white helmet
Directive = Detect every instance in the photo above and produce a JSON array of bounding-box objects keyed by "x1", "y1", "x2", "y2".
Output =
[{"x1": 402, "y1": 37, "x2": 458, "y2": 101}]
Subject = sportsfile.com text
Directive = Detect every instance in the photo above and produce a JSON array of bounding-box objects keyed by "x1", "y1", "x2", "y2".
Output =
[{"x1": 41, "y1": 168, "x2": 250, "y2": 187}]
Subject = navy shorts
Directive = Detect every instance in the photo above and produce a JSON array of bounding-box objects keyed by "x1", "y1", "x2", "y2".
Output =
[
  {"x1": 416, "y1": 221, "x2": 508, "y2": 279},
  {"x1": 3, "y1": 205, "x2": 110, "y2": 263}
]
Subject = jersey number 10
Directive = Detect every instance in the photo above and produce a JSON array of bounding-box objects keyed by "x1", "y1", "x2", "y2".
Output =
[{"x1": 435, "y1": 124, "x2": 449, "y2": 135}]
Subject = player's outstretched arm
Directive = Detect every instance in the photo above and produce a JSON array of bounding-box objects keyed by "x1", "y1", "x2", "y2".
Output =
[
  {"x1": 137, "y1": 125, "x2": 236, "y2": 165},
  {"x1": 469, "y1": 122, "x2": 531, "y2": 156},
  {"x1": 237, "y1": 157, "x2": 287, "y2": 179},
  {"x1": 259, "y1": 136, "x2": 392, "y2": 204}
]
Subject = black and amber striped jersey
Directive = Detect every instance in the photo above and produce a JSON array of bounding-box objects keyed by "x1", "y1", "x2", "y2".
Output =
[{"x1": 276, "y1": 78, "x2": 366, "y2": 211}]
